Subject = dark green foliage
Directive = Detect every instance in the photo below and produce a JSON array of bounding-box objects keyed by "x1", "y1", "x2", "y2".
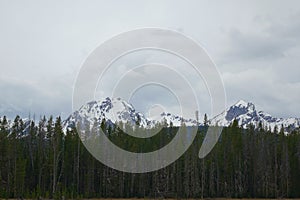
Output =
[{"x1": 0, "y1": 115, "x2": 299, "y2": 198}]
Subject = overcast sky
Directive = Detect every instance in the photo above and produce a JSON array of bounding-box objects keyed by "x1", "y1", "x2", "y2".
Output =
[{"x1": 0, "y1": 0, "x2": 300, "y2": 120}]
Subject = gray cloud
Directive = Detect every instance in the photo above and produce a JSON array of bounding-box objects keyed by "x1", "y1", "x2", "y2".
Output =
[
  {"x1": 223, "y1": 11, "x2": 300, "y2": 63},
  {"x1": 227, "y1": 29, "x2": 287, "y2": 60}
]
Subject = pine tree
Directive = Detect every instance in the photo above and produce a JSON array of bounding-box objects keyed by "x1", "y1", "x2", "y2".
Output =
[{"x1": 204, "y1": 113, "x2": 208, "y2": 127}]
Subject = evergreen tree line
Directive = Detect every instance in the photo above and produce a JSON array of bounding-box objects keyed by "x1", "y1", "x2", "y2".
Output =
[{"x1": 0, "y1": 115, "x2": 300, "y2": 199}]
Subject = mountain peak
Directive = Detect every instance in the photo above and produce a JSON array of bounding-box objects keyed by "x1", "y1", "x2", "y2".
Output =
[
  {"x1": 234, "y1": 100, "x2": 254, "y2": 108},
  {"x1": 222, "y1": 100, "x2": 256, "y2": 122},
  {"x1": 63, "y1": 97, "x2": 198, "y2": 131},
  {"x1": 210, "y1": 100, "x2": 300, "y2": 133}
]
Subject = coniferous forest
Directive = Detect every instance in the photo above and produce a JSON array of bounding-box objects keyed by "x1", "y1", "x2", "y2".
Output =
[{"x1": 0, "y1": 115, "x2": 300, "y2": 199}]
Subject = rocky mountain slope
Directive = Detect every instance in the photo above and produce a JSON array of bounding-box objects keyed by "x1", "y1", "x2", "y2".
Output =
[{"x1": 209, "y1": 100, "x2": 300, "y2": 132}]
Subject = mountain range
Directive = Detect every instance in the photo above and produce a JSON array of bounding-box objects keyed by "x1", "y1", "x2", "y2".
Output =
[
  {"x1": 1, "y1": 98, "x2": 299, "y2": 134},
  {"x1": 63, "y1": 97, "x2": 300, "y2": 133}
]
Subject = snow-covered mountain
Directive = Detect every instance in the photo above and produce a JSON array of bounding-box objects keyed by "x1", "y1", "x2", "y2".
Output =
[
  {"x1": 159, "y1": 112, "x2": 198, "y2": 127},
  {"x1": 210, "y1": 100, "x2": 300, "y2": 132},
  {"x1": 0, "y1": 116, "x2": 33, "y2": 137},
  {"x1": 63, "y1": 97, "x2": 198, "y2": 132},
  {"x1": 64, "y1": 97, "x2": 148, "y2": 131},
  {"x1": 2, "y1": 98, "x2": 299, "y2": 135},
  {"x1": 64, "y1": 98, "x2": 300, "y2": 133}
]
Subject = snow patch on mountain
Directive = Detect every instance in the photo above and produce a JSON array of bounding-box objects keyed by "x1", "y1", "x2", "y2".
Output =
[
  {"x1": 210, "y1": 100, "x2": 300, "y2": 132},
  {"x1": 63, "y1": 97, "x2": 198, "y2": 132}
]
